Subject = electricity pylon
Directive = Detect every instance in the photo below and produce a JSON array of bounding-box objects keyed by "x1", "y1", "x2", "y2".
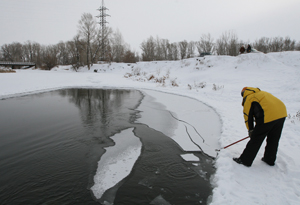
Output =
[{"x1": 96, "y1": 0, "x2": 110, "y2": 61}]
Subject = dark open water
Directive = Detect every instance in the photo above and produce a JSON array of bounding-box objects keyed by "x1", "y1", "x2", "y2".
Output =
[{"x1": 0, "y1": 89, "x2": 215, "y2": 205}]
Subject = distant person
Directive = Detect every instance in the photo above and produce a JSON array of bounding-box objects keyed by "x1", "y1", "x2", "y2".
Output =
[
  {"x1": 233, "y1": 87, "x2": 287, "y2": 167},
  {"x1": 239, "y1": 46, "x2": 246, "y2": 54},
  {"x1": 246, "y1": 44, "x2": 252, "y2": 53}
]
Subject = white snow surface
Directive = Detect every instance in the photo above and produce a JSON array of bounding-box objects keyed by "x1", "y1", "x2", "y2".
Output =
[{"x1": 1, "y1": 51, "x2": 300, "y2": 204}]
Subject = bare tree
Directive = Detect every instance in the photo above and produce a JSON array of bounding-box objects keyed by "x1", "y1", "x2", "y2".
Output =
[
  {"x1": 155, "y1": 36, "x2": 164, "y2": 60},
  {"x1": 160, "y1": 39, "x2": 169, "y2": 60},
  {"x1": 254, "y1": 37, "x2": 271, "y2": 53},
  {"x1": 228, "y1": 31, "x2": 239, "y2": 56},
  {"x1": 32, "y1": 42, "x2": 42, "y2": 67},
  {"x1": 78, "y1": 13, "x2": 98, "y2": 70},
  {"x1": 254, "y1": 36, "x2": 296, "y2": 53},
  {"x1": 187, "y1": 41, "x2": 195, "y2": 58},
  {"x1": 283, "y1": 36, "x2": 296, "y2": 51},
  {"x1": 92, "y1": 26, "x2": 112, "y2": 63},
  {"x1": 23, "y1": 41, "x2": 43, "y2": 67},
  {"x1": 197, "y1": 33, "x2": 214, "y2": 55},
  {"x1": 270, "y1": 37, "x2": 284, "y2": 52},
  {"x1": 168, "y1": 43, "x2": 179, "y2": 60},
  {"x1": 56, "y1": 41, "x2": 70, "y2": 65},
  {"x1": 67, "y1": 35, "x2": 84, "y2": 71},
  {"x1": 123, "y1": 49, "x2": 137, "y2": 63},
  {"x1": 296, "y1": 42, "x2": 300, "y2": 51},
  {"x1": 0, "y1": 49, "x2": 3, "y2": 61},
  {"x1": 110, "y1": 29, "x2": 126, "y2": 62},
  {"x1": 215, "y1": 31, "x2": 239, "y2": 56},
  {"x1": 179, "y1": 40, "x2": 188, "y2": 59},
  {"x1": 23, "y1": 41, "x2": 34, "y2": 62},
  {"x1": 41, "y1": 45, "x2": 58, "y2": 70},
  {"x1": 0, "y1": 45, "x2": 11, "y2": 61},
  {"x1": 215, "y1": 38, "x2": 227, "y2": 56},
  {"x1": 141, "y1": 36, "x2": 156, "y2": 61},
  {"x1": 1, "y1": 42, "x2": 24, "y2": 61}
]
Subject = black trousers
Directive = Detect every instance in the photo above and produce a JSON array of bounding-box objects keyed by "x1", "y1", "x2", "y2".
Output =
[{"x1": 240, "y1": 117, "x2": 285, "y2": 166}]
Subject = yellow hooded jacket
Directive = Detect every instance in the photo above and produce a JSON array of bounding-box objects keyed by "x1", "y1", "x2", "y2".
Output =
[{"x1": 242, "y1": 87, "x2": 287, "y2": 130}]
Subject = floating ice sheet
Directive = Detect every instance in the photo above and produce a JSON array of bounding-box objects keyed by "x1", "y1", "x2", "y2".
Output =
[{"x1": 91, "y1": 128, "x2": 142, "y2": 199}]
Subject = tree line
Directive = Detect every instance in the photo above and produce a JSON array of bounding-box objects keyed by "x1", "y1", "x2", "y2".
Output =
[
  {"x1": 0, "y1": 13, "x2": 138, "y2": 70},
  {"x1": 140, "y1": 31, "x2": 300, "y2": 61},
  {"x1": 1, "y1": 13, "x2": 300, "y2": 69}
]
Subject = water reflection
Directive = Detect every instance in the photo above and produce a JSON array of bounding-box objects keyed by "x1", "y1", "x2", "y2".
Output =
[{"x1": 59, "y1": 89, "x2": 143, "y2": 138}]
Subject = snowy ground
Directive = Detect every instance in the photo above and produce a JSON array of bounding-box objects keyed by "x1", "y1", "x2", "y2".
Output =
[{"x1": 1, "y1": 51, "x2": 300, "y2": 204}]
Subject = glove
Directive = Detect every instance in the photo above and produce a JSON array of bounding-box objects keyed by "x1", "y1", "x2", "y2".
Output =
[{"x1": 248, "y1": 130, "x2": 253, "y2": 138}]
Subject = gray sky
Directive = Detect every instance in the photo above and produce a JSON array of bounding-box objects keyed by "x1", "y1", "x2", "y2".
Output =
[{"x1": 1, "y1": 0, "x2": 299, "y2": 53}]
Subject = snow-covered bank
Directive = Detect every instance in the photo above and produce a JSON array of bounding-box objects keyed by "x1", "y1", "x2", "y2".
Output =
[{"x1": 1, "y1": 51, "x2": 299, "y2": 204}]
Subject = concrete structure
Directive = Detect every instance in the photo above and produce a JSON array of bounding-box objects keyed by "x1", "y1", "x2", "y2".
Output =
[{"x1": 0, "y1": 61, "x2": 36, "y2": 69}]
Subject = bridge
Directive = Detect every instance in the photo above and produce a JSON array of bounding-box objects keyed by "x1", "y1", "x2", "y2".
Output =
[{"x1": 0, "y1": 61, "x2": 36, "y2": 69}]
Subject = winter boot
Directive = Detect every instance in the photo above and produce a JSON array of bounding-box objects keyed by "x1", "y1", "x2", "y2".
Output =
[
  {"x1": 233, "y1": 158, "x2": 250, "y2": 167},
  {"x1": 261, "y1": 157, "x2": 275, "y2": 166}
]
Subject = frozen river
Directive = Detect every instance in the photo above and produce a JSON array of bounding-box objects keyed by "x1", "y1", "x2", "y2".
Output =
[{"x1": 0, "y1": 88, "x2": 220, "y2": 204}]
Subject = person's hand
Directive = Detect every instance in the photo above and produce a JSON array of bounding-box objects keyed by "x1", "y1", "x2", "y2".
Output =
[{"x1": 249, "y1": 130, "x2": 253, "y2": 138}]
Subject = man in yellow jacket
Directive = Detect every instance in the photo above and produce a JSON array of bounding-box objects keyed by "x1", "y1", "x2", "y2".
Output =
[{"x1": 233, "y1": 87, "x2": 287, "y2": 167}]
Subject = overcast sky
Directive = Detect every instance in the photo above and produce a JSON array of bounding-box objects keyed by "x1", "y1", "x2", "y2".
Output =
[{"x1": 1, "y1": 0, "x2": 299, "y2": 53}]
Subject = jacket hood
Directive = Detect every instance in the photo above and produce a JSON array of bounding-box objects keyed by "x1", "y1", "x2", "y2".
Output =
[{"x1": 242, "y1": 87, "x2": 261, "y2": 98}]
